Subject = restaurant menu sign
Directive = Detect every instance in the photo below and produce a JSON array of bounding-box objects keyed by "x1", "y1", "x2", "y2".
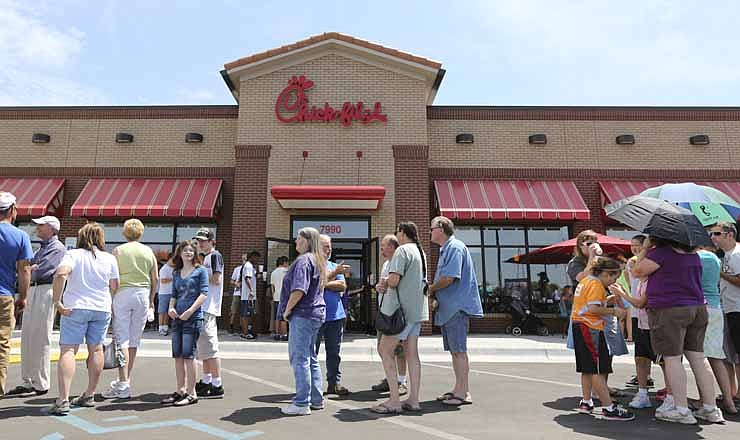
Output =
[{"x1": 275, "y1": 75, "x2": 388, "y2": 127}]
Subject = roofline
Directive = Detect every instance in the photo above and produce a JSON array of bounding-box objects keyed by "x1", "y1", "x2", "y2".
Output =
[
  {"x1": 224, "y1": 32, "x2": 442, "y2": 72},
  {"x1": 0, "y1": 105, "x2": 239, "y2": 120},
  {"x1": 220, "y1": 69, "x2": 238, "y2": 103},
  {"x1": 427, "y1": 105, "x2": 740, "y2": 121}
]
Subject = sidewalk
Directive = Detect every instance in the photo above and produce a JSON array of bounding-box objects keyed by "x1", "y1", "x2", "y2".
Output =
[{"x1": 10, "y1": 329, "x2": 637, "y2": 364}]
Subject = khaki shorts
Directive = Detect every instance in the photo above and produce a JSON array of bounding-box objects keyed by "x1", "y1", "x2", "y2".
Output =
[
  {"x1": 230, "y1": 295, "x2": 241, "y2": 316},
  {"x1": 648, "y1": 305, "x2": 708, "y2": 357},
  {"x1": 197, "y1": 312, "x2": 219, "y2": 360}
]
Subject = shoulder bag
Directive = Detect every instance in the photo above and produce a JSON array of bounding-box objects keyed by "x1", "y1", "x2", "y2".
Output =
[{"x1": 375, "y1": 288, "x2": 406, "y2": 335}]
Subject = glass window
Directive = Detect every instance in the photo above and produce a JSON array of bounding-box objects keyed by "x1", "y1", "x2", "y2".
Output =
[
  {"x1": 498, "y1": 227, "x2": 525, "y2": 246},
  {"x1": 16, "y1": 222, "x2": 41, "y2": 252},
  {"x1": 141, "y1": 224, "x2": 174, "y2": 242},
  {"x1": 500, "y1": 248, "x2": 527, "y2": 286},
  {"x1": 528, "y1": 226, "x2": 569, "y2": 246},
  {"x1": 455, "y1": 227, "x2": 481, "y2": 246},
  {"x1": 482, "y1": 248, "x2": 498, "y2": 293}
]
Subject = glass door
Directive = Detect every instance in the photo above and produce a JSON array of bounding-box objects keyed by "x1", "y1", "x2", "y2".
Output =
[{"x1": 264, "y1": 237, "x2": 294, "y2": 332}]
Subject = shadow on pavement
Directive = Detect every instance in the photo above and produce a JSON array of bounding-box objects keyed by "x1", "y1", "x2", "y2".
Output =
[
  {"x1": 94, "y1": 393, "x2": 168, "y2": 412},
  {"x1": 333, "y1": 400, "x2": 461, "y2": 422},
  {"x1": 249, "y1": 393, "x2": 294, "y2": 404},
  {"x1": 544, "y1": 396, "x2": 705, "y2": 440},
  {"x1": 0, "y1": 405, "x2": 49, "y2": 420},
  {"x1": 222, "y1": 407, "x2": 288, "y2": 425}
]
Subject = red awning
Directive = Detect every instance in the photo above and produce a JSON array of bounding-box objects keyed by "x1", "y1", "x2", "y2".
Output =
[
  {"x1": 0, "y1": 178, "x2": 65, "y2": 217},
  {"x1": 70, "y1": 178, "x2": 223, "y2": 218},
  {"x1": 271, "y1": 185, "x2": 386, "y2": 210},
  {"x1": 698, "y1": 181, "x2": 740, "y2": 204},
  {"x1": 433, "y1": 180, "x2": 590, "y2": 221},
  {"x1": 599, "y1": 181, "x2": 662, "y2": 204}
]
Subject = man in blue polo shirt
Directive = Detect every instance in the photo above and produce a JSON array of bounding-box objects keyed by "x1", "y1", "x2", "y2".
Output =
[
  {"x1": 428, "y1": 216, "x2": 483, "y2": 407},
  {"x1": 315, "y1": 234, "x2": 351, "y2": 395},
  {"x1": 0, "y1": 192, "x2": 33, "y2": 396}
]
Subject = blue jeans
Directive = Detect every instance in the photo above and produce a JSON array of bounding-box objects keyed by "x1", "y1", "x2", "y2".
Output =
[
  {"x1": 316, "y1": 318, "x2": 345, "y2": 385},
  {"x1": 171, "y1": 319, "x2": 202, "y2": 359},
  {"x1": 288, "y1": 317, "x2": 323, "y2": 407}
]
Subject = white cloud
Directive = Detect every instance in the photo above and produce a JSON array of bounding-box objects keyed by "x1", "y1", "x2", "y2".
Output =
[{"x1": 0, "y1": 0, "x2": 107, "y2": 105}]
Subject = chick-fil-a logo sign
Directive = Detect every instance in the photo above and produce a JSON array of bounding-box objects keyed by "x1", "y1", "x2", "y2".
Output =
[{"x1": 275, "y1": 75, "x2": 388, "y2": 127}]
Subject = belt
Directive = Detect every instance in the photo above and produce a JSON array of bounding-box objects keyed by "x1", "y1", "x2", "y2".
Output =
[{"x1": 32, "y1": 280, "x2": 53, "y2": 286}]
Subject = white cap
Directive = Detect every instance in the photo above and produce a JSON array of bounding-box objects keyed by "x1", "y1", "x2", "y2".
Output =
[
  {"x1": 32, "y1": 215, "x2": 61, "y2": 232},
  {"x1": 0, "y1": 192, "x2": 16, "y2": 210}
]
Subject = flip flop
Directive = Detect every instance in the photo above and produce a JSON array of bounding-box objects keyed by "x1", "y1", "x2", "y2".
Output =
[
  {"x1": 402, "y1": 402, "x2": 422, "y2": 412},
  {"x1": 436, "y1": 392, "x2": 455, "y2": 401},
  {"x1": 442, "y1": 395, "x2": 473, "y2": 406},
  {"x1": 370, "y1": 403, "x2": 403, "y2": 414}
]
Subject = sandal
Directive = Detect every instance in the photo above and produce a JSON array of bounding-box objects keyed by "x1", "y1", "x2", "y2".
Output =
[
  {"x1": 442, "y1": 395, "x2": 473, "y2": 406},
  {"x1": 436, "y1": 392, "x2": 455, "y2": 402},
  {"x1": 370, "y1": 403, "x2": 403, "y2": 414},
  {"x1": 402, "y1": 402, "x2": 422, "y2": 412}
]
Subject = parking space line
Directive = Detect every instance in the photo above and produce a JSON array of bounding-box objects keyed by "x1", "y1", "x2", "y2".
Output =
[
  {"x1": 102, "y1": 416, "x2": 140, "y2": 422},
  {"x1": 40, "y1": 434, "x2": 64, "y2": 440},
  {"x1": 422, "y1": 363, "x2": 581, "y2": 389},
  {"x1": 221, "y1": 367, "x2": 474, "y2": 440}
]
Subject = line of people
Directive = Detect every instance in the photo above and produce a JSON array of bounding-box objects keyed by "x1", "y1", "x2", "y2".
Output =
[{"x1": 567, "y1": 227, "x2": 740, "y2": 424}]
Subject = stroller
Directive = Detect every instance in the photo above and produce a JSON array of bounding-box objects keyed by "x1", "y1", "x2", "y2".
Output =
[{"x1": 504, "y1": 296, "x2": 550, "y2": 336}]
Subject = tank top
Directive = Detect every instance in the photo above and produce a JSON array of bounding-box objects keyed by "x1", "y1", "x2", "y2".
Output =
[{"x1": 116, "y1": 241, "x2": 155, "y2": 289}]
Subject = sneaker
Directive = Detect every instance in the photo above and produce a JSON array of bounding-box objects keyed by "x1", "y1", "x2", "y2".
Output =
[
  {"x1": 656, "y1": 408, "x2": 697, "y2": 424},
  {"x1": 602, "y1": 405, "x2": 636, "y2": 421},
  {"x1": 161, "y1": 392, "x2": 185, "y2": 405},
  {"x1": 281, "y1": 404, "x2": 311, "y2": 416},
  {"x1": 656, "y1": 388, "x2": 668, "y2": 402},
  {"x1": 578, "y1": 400, "x2": 594, "y2": 414},
  {"x1": 310, "y1": 402, "x2": 325, "y2": 410},
  {"x1": 173, "y1": 394, "x2": 199, "y2": 406},
  {"x1": 629, "y1": 394, "x2": 652, "y2": 409},
  {"x1": 6, "y1": 385, "x2": 35, "y2": 396},
  {"x1": 326, "y1": 384, "x2": 350, "y2": 396},
  {"x1": 101, "y1": 381, "x2": 131, "y2": 399},
  {"x1": 201, "y1": 384, "x2": 224, "y2": 399},
  {"x1": 371, "y1": 379, "x2": 390, "y2": 392},
  {"x1": 273, "y1": 335, "x2": 281, "y2": 341},
  {"x1": 280, "y1": 335, "x2": 289, "y2": 341},
  {"x1": 70, "y1": 393, "x2": 95, "y2": 407},
  {"x1": 693, "y1": 407, "x2": 725, "y2": 424},
  {"x1": 398, "y1": 383, "x2": 408, "y2": 396},
  {"x1": 656, "y1": 395, "x2": 675, "y2": 415},
  {"x1": 195, "y1": 380, "x2": 208, "y2": 396},
  {"x1": 48, "y1": 400, "x2": 70, "y2": 416},
  {"x1": 625, "y1": 376, "x2": 654, "y2": 387}
]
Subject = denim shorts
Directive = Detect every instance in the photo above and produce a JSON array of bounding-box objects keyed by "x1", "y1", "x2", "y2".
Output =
[
  {"x1": 241, "y1": 299, "x2": 256, "y2": 318},
  {"x1": 171, "y1": 318, "x2": 202, "y2": 359},
  {"x1": 59, "y1": 309, "x2": 111, "y2": 346},
  {"x1": 157, "y1": 294, "x2": 171, "y2": 314},
  {"x1": 441, "y1": 311, "x2": 470, "y2": 353},
  {"x1": 396, "y1": 321, "x2": 422, "y2": 341}
]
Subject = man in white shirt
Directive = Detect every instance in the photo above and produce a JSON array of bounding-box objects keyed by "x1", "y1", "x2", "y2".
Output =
[
  {"x1": 271, "y1": 256, "x2": 290, "y2": 340},
  {"x1": 228, "y1": 254, "x2": 247, "y2": 334},
  {"x1": 709, "y1": 222, "x2": 740, "y2": 397},
  {"x1": 239, "y1": 251, "x2": 260, "y2": 339}
]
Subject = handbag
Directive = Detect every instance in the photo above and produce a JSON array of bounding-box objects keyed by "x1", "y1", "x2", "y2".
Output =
[
  {"x1": 375, "y1": 288, "x2": 406, "y2": 335},
  {"x1": 103, "y1": 338, "x2": 127, "y2": 370}
]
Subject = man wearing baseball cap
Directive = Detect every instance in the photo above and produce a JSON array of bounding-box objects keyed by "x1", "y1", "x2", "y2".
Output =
[
  {"x1": 7, "y1": 215, "x2": 65, "y2": 396},
  {"x1": 0, "y1": 192, "x2": 33, "y2": 397}
]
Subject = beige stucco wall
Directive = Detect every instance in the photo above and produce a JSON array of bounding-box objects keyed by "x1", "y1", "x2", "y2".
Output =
[
  {"x1": 428, "y1": 119, "x2": 740, "y2": 169},
  {"x1": 236, "y1": 53, "x2": 430, "y2": 240}
]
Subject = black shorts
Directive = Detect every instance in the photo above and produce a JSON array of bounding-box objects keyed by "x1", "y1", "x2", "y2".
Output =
[
  {"x1": 572, "y1": 321, "x2": 612, "y2": 375},
  {"x1": 634, "y1": 328, "x2": 657, "y2": 362},
  {"x1": 727, "y1": 312, "x2": 740, "y2": 355}
]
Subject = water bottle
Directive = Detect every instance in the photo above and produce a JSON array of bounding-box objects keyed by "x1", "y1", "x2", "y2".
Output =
[
  {"x1": 146, "y1": 307, "x2": 155, "y2": 322},
  {"x1": 590, "y1": 243, "x2": 603, "y2": 256}
]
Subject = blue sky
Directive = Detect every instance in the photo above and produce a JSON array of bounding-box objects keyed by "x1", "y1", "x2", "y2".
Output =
[{"x1": 2, "y1": 0, "x2": 739, "y2": 107}]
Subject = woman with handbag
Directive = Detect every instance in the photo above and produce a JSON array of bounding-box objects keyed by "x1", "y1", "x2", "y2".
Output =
[
  {"x1": 160, "y1": 240, "x2": 208, "y2": 406},
  {"x1": 48, "y1": 223, "x2": 120, "y2": 415},
  {"x1": 278, "y1": 227, "x2": 327, "y2": 416},
  {"x1": 371, "y1": 221, "x2": 428, "y2": 414}
]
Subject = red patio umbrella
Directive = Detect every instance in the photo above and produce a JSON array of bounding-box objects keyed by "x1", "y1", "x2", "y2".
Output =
[{"x1": 506, "y1": 233, "x2": 633, "y2": 265}]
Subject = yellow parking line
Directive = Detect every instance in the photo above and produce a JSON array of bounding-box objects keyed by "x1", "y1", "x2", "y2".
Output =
[{"x1": 9, "y1": 352, "x2": 88, "y2": 364}]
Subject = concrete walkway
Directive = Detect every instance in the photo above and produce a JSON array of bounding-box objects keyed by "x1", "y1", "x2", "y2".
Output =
[{"x1": 11, "y1": 330, "x2": 637, "y2": 364}]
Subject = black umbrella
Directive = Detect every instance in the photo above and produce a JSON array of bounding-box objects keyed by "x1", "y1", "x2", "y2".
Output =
[{"x1": 604, "y1": 195, "x2": 713, "y2": 247}]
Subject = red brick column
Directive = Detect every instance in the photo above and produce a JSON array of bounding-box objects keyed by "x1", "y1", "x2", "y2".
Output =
[
  {"x1": 233, "y1": 144, "x2": 271, "y2": 332},
  {"x1": 392, "y1": 145, "x2": 434, "y2": 335}
]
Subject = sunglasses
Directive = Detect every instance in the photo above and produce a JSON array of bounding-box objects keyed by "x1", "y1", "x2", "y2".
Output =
[
  {"x1": 708, "y1": 231, "x2": 725, "y2": 237},
  {"x1": 583, "y1": 242, "x2": 597, "y2": 246}
]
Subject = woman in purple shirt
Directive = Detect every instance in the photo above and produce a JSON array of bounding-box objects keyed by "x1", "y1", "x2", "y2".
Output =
[
  {"x1": 278, "y1": 227, "x2": 327, "y2": 416},
  {"x1": 632, "y1": 236, "x2": 723, "y2": 424}
]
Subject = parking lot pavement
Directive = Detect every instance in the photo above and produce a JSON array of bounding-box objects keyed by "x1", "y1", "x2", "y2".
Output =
[{"x1": 2, "y1": 358, "x2": 738, "y2": 440}]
